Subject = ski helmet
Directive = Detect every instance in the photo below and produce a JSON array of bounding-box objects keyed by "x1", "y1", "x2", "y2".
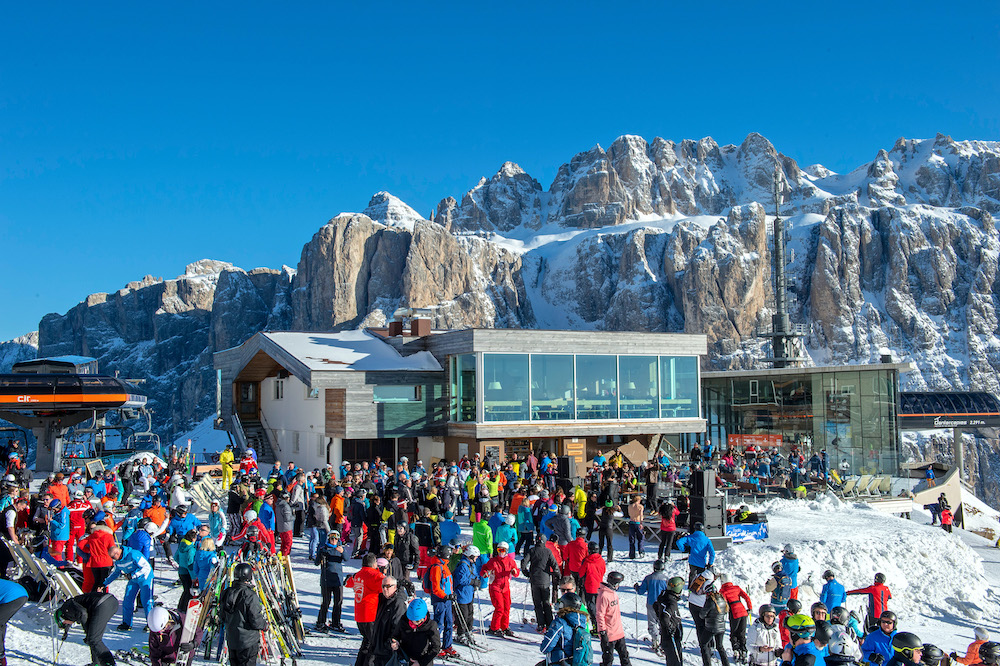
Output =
[
  {"x1": 327, "y1": 530, "x2": 341, "y2": 542},
  {"x1": 144, "y1": 521, "x2": 158, "y2": 535},
  {"x1": 234, "y1": 562, "x2": 254, "y2": 583},
  {"x1": 878, "y1": 610, "x2": 897, "y2": 630},
  {"x1": 437, "y1": 544, "x2": 453, "y2": 559},
  {"x1": 496, "y1": 541, "x2": 509, "y2": 553},
  {"x1": 588, "y1": 541, "x2": 599, "y2": 554},
  {"x1": 667, "y1": 577, "x2": 685, "y2": 594},
  {"x1": 48, "y1": 499, "x2": 62, "y2": 510},
  {"x1": 828, "y1": 633, "x2": 856, "y2": 657},
  {"x1": 246, "y1": 525, "x2": 260, "y2": 540},
  {"x1": 465, "y1": 545, "x2": 481, "y2": 559},
  {"x1": 771, "y1": 561, "x2": 783, "y2": 573},
  {"x1": 785, "y1": 614, "x2": 816, "y2": 641},
  {"x1": 243, "y1": 509, "x2": 257, "y2": 522},
  {"x1": 506, "y1": 514, "x2": 516, "y2": 525},
  {"x1": 782, "y1": 544, "x2": 795, "y2": 556},
  {"x1": 814, "y1": 620, "x2": 834, "y2": 645},
  {"x1": 875, "y1": 572, "x2": 886, "y2": 585},
  {"x1": 979, "y1": 642, "x2": 1000, "y2": 665},
  {"x1": 830, "y1": 607, "x2": 849, "y2": 625},
  {"x1": 175, "y1": 504, "x2": 188, "y2": 515},
  {"x1": 921, "y1": 644, "x2": 945, "y2": 666},
  {"x1": 376, "y1": 558, "x2": 389, "y2": 569},
  {"x1": 693, "y1": 522, "x2": 704, "y2": 532},
  {"x1": 558, "y1": 593, "x2": 582, "y2": 610},
  {"x1": 74, "y1": 490, "x2": 85, "y2": 499},
  {"x1": 758, "y1": 604, "x2": 776, "y2": 620},
  {"x1": 607, "y1": 571, "x2": 625, "y2": 589},
  {"x1": 892, "y1": 632, "x2": 924, "y2": 661},
  {"x1": 811, "y1": 602, "x2": 829, "y2": 621},
  {"x1": 406, "y1": 598, "x2": 429, "y2": 622},
  {"x1": 786, "y1": 599, "x2": 803, "y2": 614},
  {"x1": 561, "y1": 504, "x2": 571, "y2": 515},
  {"x1": 147, "y1": 606, "x2": 171, "y2": 633},
  {"x1": 653, "y1": 559, "x2": 665, "y2": 572}
]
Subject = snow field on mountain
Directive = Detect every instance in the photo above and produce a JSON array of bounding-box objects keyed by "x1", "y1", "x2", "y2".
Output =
[{"x1": 5, "y1": 494, "x2": 999, "y2": 666}]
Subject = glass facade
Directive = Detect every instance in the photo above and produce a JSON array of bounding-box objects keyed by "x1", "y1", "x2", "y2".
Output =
[
  {"x1": 702, "y1": 369, "x2": 900, "y2": 475},
  {"x1": 452, "y1": 352, "x2": 700, "y2": 423}
]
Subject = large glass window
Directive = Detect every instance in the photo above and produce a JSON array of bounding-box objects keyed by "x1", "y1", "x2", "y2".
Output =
[
  {"x1": 530, "y1": 355, "x2": 575, "y2": 421},
  {"x1": 575, "y1": 355, "x2": 618, "y2": 420},
  {"x1": 373, "y1": 385, "x2": 421, "y2": 403},
  {"x1": 484, "y1": 354, "x2": 529, "y2": 422},
  {"x1": 661, "y1": 356, "x2": 699, "y2": 417},
  {"x1": 450, "y1": 354, "x2": 476, "y2": 422},
  {"x1": 619, "y1": 356, "x2": 658, "y2": 419}
]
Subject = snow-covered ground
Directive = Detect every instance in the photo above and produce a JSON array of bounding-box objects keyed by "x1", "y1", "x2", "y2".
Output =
[{"x1": 8, "y1": 494, "x2": 1000, "y2": 666}]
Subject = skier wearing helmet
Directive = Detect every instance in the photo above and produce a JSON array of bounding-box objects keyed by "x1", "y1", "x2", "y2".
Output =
[
  {"x1": 452, "y1": 545, "x2": 484, "y2": 647},
  {"x1": 480, "y1": 540, "x2": 520, "y2": 636},
  {"x1": 654, "y1": 576, "x2": 687, "y2": 666},
  {"x1": 847, "y1": 573, "x2": 892, "y2": 632},
  {"x1": 219, "y1": 562, "x2": 267, "y2": 666},
  {"x1": 597, "y1": 571, "x2": 631, "y2": 666},
  {"x1": 747, "y1": 604, "x2": 782, "y2": 666},
  {"x1": 391, "y1": 599, "x2": 441, "y2": 666},
  {"x1": 887, "y1": 632, "x2": 925, "y2": 666},
  {"x1": 636, "y1": 559, "x2": 670, "y2": 655},
  {"x1": 861, "y1": 611, "x2": 898, "y2": 665},
  {"x1": 541, "y1": 593, "x2": 594, "y2": 666},
  {"x1": 780, "y1": 544, "x2": 800, "y2": 600}
]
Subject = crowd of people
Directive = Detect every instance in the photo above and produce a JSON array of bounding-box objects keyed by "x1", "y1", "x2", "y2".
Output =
[{"x1": 0, "y1": 437, "x2": 989, "y2": 666}]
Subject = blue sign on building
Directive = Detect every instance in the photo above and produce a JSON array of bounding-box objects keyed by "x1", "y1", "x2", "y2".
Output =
[{"x1": 726, "y1": 522, "x2": 769, "y2": 543}]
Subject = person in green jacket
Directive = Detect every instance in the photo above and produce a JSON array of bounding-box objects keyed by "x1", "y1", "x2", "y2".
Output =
[{"x1": 472, "y1": 519, "x2": 494, "y2": 556}]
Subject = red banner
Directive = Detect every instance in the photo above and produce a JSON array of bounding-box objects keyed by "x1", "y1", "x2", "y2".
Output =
[{"x1": 728, "y1": 433, "x2": 783, "y2": 449}]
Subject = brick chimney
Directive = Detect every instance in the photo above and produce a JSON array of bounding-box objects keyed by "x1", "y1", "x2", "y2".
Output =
[
  {"x1": 410, "y1": 318, "x2": 431, "y2": 337},
  {"x1": 388, "y1": 320, "x2": 404, "y2": 337}
]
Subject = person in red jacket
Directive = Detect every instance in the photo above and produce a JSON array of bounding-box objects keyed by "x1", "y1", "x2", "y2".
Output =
[
  {"x1": 67, "y1": 492, "x2": 90, "y2": 562},
  {"x1": 345, "y1": 553, "x2": 385, "y2": 665},
  {"x1": 234, "y1": 510, "x2": 276, "y2": 555},
  {"x1": 563, "y1": 529, "x2": 589, "y2": 589},
  {"x1": 718, "y1": 573, "x2": 753, "y2": 663},
  {"x1": 579, "y1": 541, "x2": 607, "y2": 637},
  {"x1": 847, "y1": 572, "x2": 892, "y2": 631},
  {"x1": 79, "y1": 522, "x2": 116, "y2": 592},
  {"x1": 544, "y1": 533, "x2": 565, "y2": 604},
  {"x1": 479, "y1": 541, "x2": 520, "y2": 636}
]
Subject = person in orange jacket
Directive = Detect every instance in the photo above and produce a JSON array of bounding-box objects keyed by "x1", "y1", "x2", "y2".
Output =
[
  {"x1": 479, "y1": 541, "x2": 520, "y2": 636},
  {"x1": 345, "y1": 553, "x2": 385, "y2": 665},
  {"x1": 330, "y1": 486, "x2": 345, "y2": 532},
  {"x1": 953, "y1": 628, "x2": 990, "y2": 664},
  {"x1": 718, "y1": 573, "x2": 753, "y2": 663}
]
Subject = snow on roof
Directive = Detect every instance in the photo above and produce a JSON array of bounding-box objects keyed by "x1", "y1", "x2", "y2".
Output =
[{"x1": 263, "y1": 330, "x2": 442, "y2": 372}]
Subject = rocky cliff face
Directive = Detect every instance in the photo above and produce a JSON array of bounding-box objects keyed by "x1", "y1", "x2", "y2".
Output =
[
  {"x1": 20, "y1": 132, "x2": 1000, "y2": 458},
  {"x1": 0, "y1": 332, "x2": 38, "y2": 373}
]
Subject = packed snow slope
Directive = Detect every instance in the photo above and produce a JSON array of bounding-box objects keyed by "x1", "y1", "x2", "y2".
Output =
[{"x1": 7, "y1": 494, "x2": 999, "y2": 666}]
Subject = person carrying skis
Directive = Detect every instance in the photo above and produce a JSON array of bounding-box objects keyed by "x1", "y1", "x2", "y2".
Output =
[
  {"x1": 847, "y1": 573, "x2": 892, "y2": 632},
  {"x1": 56, "y1": 591, "x2": 120, "y2": 666},
  {"x1": 675, "y1": 522, "x2": 716, "y2": 586},
  {"x1": 719, "y1": 573, "x2": 753, "y2": 663},
  {"x1": 541, "y1": 592, "x2": 593, "y2": 666},
  {"x1": 391, "y1": 598, "x2": 441, "y2": 666},
  {"x1": 635, "y1": 559, "x2": 669, "y2": 655},
  {"x1": 147, "y1": 606, "x2": 187, "y2": 666},
  {"x1": 480, "y1": 540, "x2": 520, "y2": 637},
  {"x1": 220, "y1": 562, "x2": 267, "y2": 666},
  {"x1": 580, "y1": 541, "x2": 607, "y2": 636},
  {"x1": 103, "y1": 544, "x2": 154, "y2": 631},
  {"x1": 524, "y1": 534, "x2": 561, "y2": 631},
  {"x1": 654, "y1": 576, "x2": 686, "y2": 666},
  {"x1": 348, "y1": 553, "x2": 387, "y2": 666},
  {"x1": 820, "y1": 570, "x2": 847, "y2": 611},
  {"x1": 596, "y1": 571, "x2": 632, "y2": 666},
  {"x1": 425, "y1": 544, "x2": 459, "y2": 659},
  {"x1": 779, "y1": 544, "x2": 800, "y2": 600},
  {"x1": 861, "y1": 611, "x2": 898, "y2": 665},
  {"x1": 747, "y1": 604, "x2": 782, "y2": 666}
]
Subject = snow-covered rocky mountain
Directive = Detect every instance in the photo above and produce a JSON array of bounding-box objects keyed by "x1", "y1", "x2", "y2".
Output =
[
  {"x1": 11, "y1": 132, "x2": 1000, "y2": 465},
  {"x1": 0, "y1": 332, "x2": 38, "y2": 373}
]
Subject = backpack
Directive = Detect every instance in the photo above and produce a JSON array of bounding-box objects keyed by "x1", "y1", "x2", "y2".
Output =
[
  {"x1": 568, "y1": 618, "x2": 593, "y2": 666},
  {"x1": 690, "y1": 571, "x2": 710, "y2": 593},
  {"x1": 422, "y1": 561, "x2": 441, "y2": 594}
]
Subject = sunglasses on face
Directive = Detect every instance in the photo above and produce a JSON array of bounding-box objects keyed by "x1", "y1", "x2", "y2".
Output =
[{"x1": 382, "y1": 583, "x2": 396, "y2": 589}]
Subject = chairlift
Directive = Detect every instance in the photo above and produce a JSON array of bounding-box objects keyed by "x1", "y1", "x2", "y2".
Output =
[{"x1": 126, "y1": 407, "x2": 160, "y2": 453}]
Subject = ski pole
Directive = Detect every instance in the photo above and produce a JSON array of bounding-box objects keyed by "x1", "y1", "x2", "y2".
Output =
[{"x1": 634, "y1": 590, "x2": 640, "y2": 646}]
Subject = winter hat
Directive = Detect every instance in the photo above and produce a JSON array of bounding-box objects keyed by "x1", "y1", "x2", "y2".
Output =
[
  {"x1": 444, "y1": 510, "x2": 454, "y2": 519},
  {"x1": 977, "y1": 628, "x2": 990, "y2": 641}
]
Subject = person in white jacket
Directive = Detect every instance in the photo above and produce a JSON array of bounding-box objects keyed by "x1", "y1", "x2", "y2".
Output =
[{"x1": 747, "y1": 604, "x2": 782, "y2": 666}]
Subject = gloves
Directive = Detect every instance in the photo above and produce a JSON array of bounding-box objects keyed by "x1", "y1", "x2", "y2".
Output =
[
  {"x1": 179, "y1": 642, "x2": 194, "y2": 652},
  {"x1": 446, "y1": 594, "x2": 456, "y2": 601}
]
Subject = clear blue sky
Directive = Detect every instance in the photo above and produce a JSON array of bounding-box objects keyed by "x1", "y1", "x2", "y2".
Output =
[{"x1": 2, "y1": 3, "x2": 998, "y2": 342}]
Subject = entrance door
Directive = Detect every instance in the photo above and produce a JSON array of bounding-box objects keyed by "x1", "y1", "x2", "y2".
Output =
[{"x1": 237, "y1": 382, "x2": 259, "y2": 419}]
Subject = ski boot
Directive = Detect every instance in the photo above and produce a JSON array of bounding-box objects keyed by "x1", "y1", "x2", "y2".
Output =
[
  {"x1": 330, "y1": 623, "x2": 347, "y2": 633},
  {"x1": 118, "y1": 622, "x2": 131, "y2": 631},
  {"x1": 502, "y1": 628, "x2": 514, "y2": 637},
  {"x1": 486, "y1": 629, "x2": 504, "y2": 637},
  {"x1": 313, "y1": 623, "x2": 329, "y2": 633}
]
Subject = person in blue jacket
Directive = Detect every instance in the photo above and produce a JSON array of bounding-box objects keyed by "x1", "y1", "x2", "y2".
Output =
[
  {"x1": 258, "y1": 497, "x2": 276, "y2": 533},
  {"x1": 487, "y1": 510, "x2": 506, "y2": 541},
  {"x1": 635, "y1": 560, "x2": 670, "y2": 653},
  {"x1": 861, "y1": 611, "x2": 897, "y2": 665},
  {"x1": 0, "y1": 579, "x2": 27, "y2": 664},
  {"x1": 452, "y1": 544, "x2": 484, "y2": 645},
  {"x1": 85, "y1": 475, "x2": 106, "y2": 498},
  {"x1": 120, "y1": 498, "x2": 143, "y2": 543},
  {"x1": 515, "y1": 501, "x2": 535, "y2": 555},
  {"x1": 439, "y1": 511, "x2": 461, "y2": 547},
  {"x1": 674, "y1": 522, "x2": 716, "y2": 585},
  {"x1": 194, "y1": 534, "x2": 220, "y2": 589},
  {"x1": 781, "y1": 544, "x2": 800, "y2": 599},
  {"x1": 495, "y1": 515, "x2": 517, "y2": 552},
  {"x1": 166, "y1": 504, "x2": 202, "y2": 540},
  {"x1": 48, "y1": 499, "x2": 71, "y2": 561},
  {"x1": 175, "y1": 529, "x2": 198, "y2": 613},
  {"x1": 820, "y1": 570, "x2": 847, "y2": 611},
  {"x1": 103, "y1": 544, "x2": 154, "y2": 631},
  {"x1": 541, "y1": 592, "x2": 592, "y2": 664}
]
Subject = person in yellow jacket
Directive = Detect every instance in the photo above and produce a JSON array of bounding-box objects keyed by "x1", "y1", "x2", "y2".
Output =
[
  {"x1": 574, "y1": 485, "x2": 588, "y2": 520},
  {"x1": 219, "y1": 444, "x2": 235, "y2": 490}
]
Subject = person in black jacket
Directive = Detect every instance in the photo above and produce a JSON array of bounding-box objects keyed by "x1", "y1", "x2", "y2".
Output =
[
  {"x1": 654, "y1": 576, "x2": 686, "y2": 666},
  {"x1": 697, "y1": 580, "x2": 731, "y2": 666},
  {"x1": 371, "y1": 576, "x2": 409, "y2": 666},
  {"x1": 315, "y1": 531, "x2": 347, "y2": 633},
  {"x1": 365, "y1": 495, "x2": 385, "y2": 556},
  {"x1": 598, "y1": 500, "x2": 619, "y2": 562},
  {"x1": 392, "y1": 598, "x2": 441, "y2": 666},
  {"x1": 56, "y1": 591, "x2": 119, "y2": 666},
  {"x1": 524, "y1": 536, "x2": 561, "y2": 631},
  {"x1": 349, "y1": 491, "x2": 368, "y2": 558},
  {"x1": 220, "y1": 563, "x2": 268, "y2": 666},
  {"x1": 393, "y1": 525, "x2": 420, "y2": 582}
]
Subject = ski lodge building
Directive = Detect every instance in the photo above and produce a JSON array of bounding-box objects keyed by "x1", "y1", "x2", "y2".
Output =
[{"x1": 213, "y1": 317, "x2": 935, "y2": 478}]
